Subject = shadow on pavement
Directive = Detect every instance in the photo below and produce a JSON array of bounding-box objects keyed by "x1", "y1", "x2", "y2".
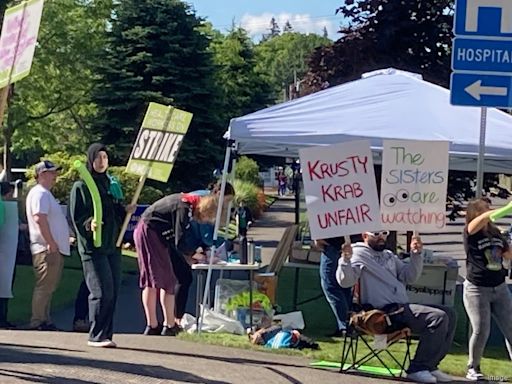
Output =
[
  {"x1": 265, "y1": 366, "x2": 303, "y2": 384},
  {"x1": 116, "y1": 345, "x2": 308, "y2": 370},
  {"x1": 0, "y1": 344, "x2": 230, "y2": 384}
]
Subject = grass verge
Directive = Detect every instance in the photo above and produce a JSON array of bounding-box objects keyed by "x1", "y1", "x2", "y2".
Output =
[
  {"x1": 8, "y1": 250, "x2": 139, "y2": 324},
  {"x1": 178, "y1": 332, "x2": 511, "y2": 379}
]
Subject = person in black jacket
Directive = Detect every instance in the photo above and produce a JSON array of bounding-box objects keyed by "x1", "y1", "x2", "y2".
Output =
[
  {"x1": 69, "y1": 143, "x2": 134, "y2": 348},
  {"x1": 134, "y1": 192, "x2": 222, "y2": 335}
]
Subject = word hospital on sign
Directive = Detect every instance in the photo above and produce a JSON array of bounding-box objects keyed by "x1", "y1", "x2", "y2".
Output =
[
  {"x1": 456, "y1": 48, "x2": 512, "y2": 64},
  {"x1": 132, "y1": 129, "x2": 184, "y2": 163}
]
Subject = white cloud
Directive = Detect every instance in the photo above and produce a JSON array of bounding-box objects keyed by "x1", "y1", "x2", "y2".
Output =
[{"x1": 240, "y1": 12, "x2": 338, "y2": 40}]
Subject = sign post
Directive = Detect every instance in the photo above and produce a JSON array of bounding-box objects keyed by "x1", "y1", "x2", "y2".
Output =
[
  {"x1": 116, "y1": 102, "x2": 192, "y2": 246},
  {"x1": 450, "y1": 0, "x2": 512, "y2": 197}
]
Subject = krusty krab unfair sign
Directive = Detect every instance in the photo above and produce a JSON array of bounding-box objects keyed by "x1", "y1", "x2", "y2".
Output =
[
  {"x1": 380, "y1": 140, "x2": 449, "y2": 231},
  {"x1": 299, "y1": 140, "x2": 381, "y2": 240},
  {"x1": 126, "y1": 102, "x2": 192, "y2": 182}
]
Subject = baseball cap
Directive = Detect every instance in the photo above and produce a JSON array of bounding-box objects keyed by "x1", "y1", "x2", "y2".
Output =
[{"x1": 35, "y1": 160, "x2": 62, "y2": 176}]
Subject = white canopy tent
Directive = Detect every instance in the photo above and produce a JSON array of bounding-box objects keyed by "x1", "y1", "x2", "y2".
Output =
[{"x1": 225, "y1": 68, "x2": 512, "y2": 173}]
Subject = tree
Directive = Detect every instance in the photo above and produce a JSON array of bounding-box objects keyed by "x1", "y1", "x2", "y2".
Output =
[
  {"x1": 262, "y1": 17, "x2": 280, "y2": 41},
  {"x1": 303, "y1": 0, "x2": 454, "y2": 93},
  {"x1": 92, "y1": 0, "x2": 225, "y2": 191},
  {"x1": 210, "y1": 27, "x2": 273, "y2": 124},
  {"x1": 2, "y1": 0, "x2": 112, "y2": 175},
  {"x1": 255, "y1": 32, "x2": 331, "y2": 102},
  {"x1": 283, "y1": 20, "x2": 293, "y2": 33}
]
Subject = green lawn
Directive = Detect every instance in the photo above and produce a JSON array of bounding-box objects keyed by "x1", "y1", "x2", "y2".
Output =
[
  {"x1": 8, "y1": 250, "x2": 139, "y2": 324},
  {"x1": 178, "y1": 332, "x2": 511, "y2": 379}
]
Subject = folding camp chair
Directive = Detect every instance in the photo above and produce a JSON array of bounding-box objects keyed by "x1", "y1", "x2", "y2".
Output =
[{"x1": 340, "y1": 283, "x2": 412, "y2": 378}]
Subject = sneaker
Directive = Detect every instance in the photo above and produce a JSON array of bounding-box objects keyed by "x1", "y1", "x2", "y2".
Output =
[
  {"x1": 87, "y1": 340, "x2": 117, "y2": 348},
  {"x1": 161, "y1": 324, "x2": 179, "y2": 336},
  {"x1": 73, "y1": 319, "x2": 90, "y2": 333},
  {"x1": 39, "y1": 322, "x2": 61, "y2": 331},
  {"x1": 431, "y1": 369, "x2": 452, "y2": 382},
  {"x1": 466, "y1": 368, "x2": 484, "y2": 381},
  {"x1": 406, "y1": 370, "x2": 437, "y2": 383},
  {"x1": 143, "y1": 324, "x2": 163, "y2": 336},
  {"x1": 0, "y1": 321, "x2": 16, "y2": 330}
]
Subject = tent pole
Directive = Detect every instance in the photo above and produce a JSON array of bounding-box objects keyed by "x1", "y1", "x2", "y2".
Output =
[
  {"x1": 198, "y1": 142, "x2": 232, "y2": 334},
  {"x1": 476, "y1": 107, "x2": 487, "y2": 198}
]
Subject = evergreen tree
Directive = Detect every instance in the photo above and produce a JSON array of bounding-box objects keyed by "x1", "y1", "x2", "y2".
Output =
[
  {"x1": 304, "y1": 0, "x2": 454, "y2": 92},
  {"x1": 211, "y1": 27, "x2": 273, "y2": 122},
  {"x1": 93, "y1": 0, "x2": 224, "y2": 190},
  {"x1": 262, "y1": 17, "x2": 281, "y2": 41},
  {"x1": 322, "y1": 26, "x2": 328, "y2": 39},
  {"x1": 283, "y1": 20, "x2": 293, "y2": 33}
]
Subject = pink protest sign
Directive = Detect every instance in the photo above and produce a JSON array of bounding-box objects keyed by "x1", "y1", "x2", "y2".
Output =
[
  {"x1": 0, "y1": 0, "x2": 44, "y2": 88},
  {"x1": 299, "y1": 140, "x2": 381, "y2": 240}
]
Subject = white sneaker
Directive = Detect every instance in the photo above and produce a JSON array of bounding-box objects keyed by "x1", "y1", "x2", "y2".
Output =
[
  {"x1": 430, "y1": 369, "x2": 452, "y2": 382},
  {"x1": 87, "y1": 339, "x2": 117, "y2": 348},
  {"x1": 406, "y1": 370, "x2": 437, "y2": 383},
  {"x1": 466, "y1": 368, "x2": 484, "y2": 381}
]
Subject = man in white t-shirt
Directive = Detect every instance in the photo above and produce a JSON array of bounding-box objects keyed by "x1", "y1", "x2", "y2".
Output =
[{"x1": 26, "y1": 160, "x2": 70, "y2": 330}]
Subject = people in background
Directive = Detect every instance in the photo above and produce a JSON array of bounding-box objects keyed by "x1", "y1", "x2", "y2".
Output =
[
  {"x1": 236, "y1": 200, "x2": 252, "y2": 237},
  {"x1": 0, "y1": 182, "x2": 18, "y2": 329},
  {"x1": 134, "y1": 192, "x2": 224, "y2": 335},
  {"x1": 315, "y1": 236, "x2": 352, "y2": 337},
  {"x1": 462, "y1": 197, "x2": 512, "y2": 381},
  {"x1": 337, "y1": 231, "x2": 456, "y2": 384},
  {"x1": 69, "y1": 143, "x2": 134, "y2": 347},
  {"x1": 26, "y1": 161, "x2": 70, "y2": 331}
]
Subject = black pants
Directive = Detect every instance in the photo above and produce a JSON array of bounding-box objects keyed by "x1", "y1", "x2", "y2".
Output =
[
  {"x1": 82, "y1": 250, "x2": 121, "y2": 342},
  {"x1": 170, "y1": 252, "x2": 192, "y2": 319},
  {"x1": 74, "y1": 279, "x2": 89, "y2": 322}
]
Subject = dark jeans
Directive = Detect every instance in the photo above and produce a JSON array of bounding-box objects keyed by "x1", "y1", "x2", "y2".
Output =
[
  {"x1": 74, "y1": 279, "x2": 89, "y2": 322},
  {"x1": 82, "y1": 250, "x2": 121, "y2": 342},
  {"x1": 170, "y1": 252, "x2": 192, "y2": 319},
  {"x1": 399, "y1": 304, "x2": 457, "y2": 373},
  {"x1": 320, "y1": 245, "x2": 352, "y2": 331}
]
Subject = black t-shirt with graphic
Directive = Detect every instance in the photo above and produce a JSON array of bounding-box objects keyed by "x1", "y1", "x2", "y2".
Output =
[{"x1": 463, "y1": 228, "x2": 509, "y2": 287}]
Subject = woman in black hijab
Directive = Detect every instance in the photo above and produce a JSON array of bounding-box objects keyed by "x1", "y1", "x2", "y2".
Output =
[{"x1": 69, "y1": 143, "x2": 133, "y2": 347}]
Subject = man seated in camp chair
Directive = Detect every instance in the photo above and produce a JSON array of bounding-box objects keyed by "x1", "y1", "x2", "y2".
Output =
[{"x1": 336, "y1": 231, "x2": 456, "y2": 384}]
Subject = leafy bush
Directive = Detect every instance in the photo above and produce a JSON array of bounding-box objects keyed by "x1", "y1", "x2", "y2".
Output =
[
  {"x1": 235, "y1": 156, "x2": 261, "y2": 185},
  {"x1": 233, "y1": 179, "x2": 266, "y2": 218},
  {"x1": 26, "y1": 152, "x2": 164, "y2": 204}
]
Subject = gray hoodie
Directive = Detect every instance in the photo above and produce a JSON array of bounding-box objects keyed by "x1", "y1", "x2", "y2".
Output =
[{"x1": 336, "y1": 242, "x2": 423, "y2": 309}]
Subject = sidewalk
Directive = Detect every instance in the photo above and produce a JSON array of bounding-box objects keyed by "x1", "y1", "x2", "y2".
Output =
[{"x1": 0, "y1": 330, "x2": 399, "y2": 384}]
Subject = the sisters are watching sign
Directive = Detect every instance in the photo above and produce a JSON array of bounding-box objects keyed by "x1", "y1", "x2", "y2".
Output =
[{"x1": 380, "y1": 140, "x2": 449, "y2": 231}]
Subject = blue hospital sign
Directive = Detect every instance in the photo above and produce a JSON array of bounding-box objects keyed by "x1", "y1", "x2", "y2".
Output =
[
  {"x1": 451, "y1": 0, "x2": 512, "y2": 107},
  {"x1": 454, "y1": 0, "x2": 512, "y2": 38}
]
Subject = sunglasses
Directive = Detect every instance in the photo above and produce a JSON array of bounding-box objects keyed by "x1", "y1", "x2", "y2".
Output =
[{"x1": 365, "y1": 231, "x2": 390, "y2": 237}]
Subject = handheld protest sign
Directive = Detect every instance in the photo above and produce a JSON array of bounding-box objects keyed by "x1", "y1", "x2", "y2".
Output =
[
  {"x1": 117, "y1": 102, "x2": 192, "y2": 246},
  {"x1": 380, "y1": 140, "x2": 449, "y2": 232},
  {"x1": 299, "y1": 140, "x2": 381, "y2": 240},
  {"x1": 74, "y1": 160, "x2": 103, "y2": 248},
  {"x1": 0, "y1": 0, "x2": 44, "y2": 88}
]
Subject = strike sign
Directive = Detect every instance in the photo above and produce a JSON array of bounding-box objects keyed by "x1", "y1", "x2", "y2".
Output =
[{"x1": 126, "y1": 102, "x2": 192, "y2": 182}]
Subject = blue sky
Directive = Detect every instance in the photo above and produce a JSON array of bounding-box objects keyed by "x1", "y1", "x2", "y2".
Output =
[{"x1": 185, "y1": 0, "x2": 343, "y2": 40}]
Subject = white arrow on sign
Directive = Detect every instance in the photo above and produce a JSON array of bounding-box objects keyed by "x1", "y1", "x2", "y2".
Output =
[{"x1": 464, "y1": 80, "x2": 508, "y2": 100}]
